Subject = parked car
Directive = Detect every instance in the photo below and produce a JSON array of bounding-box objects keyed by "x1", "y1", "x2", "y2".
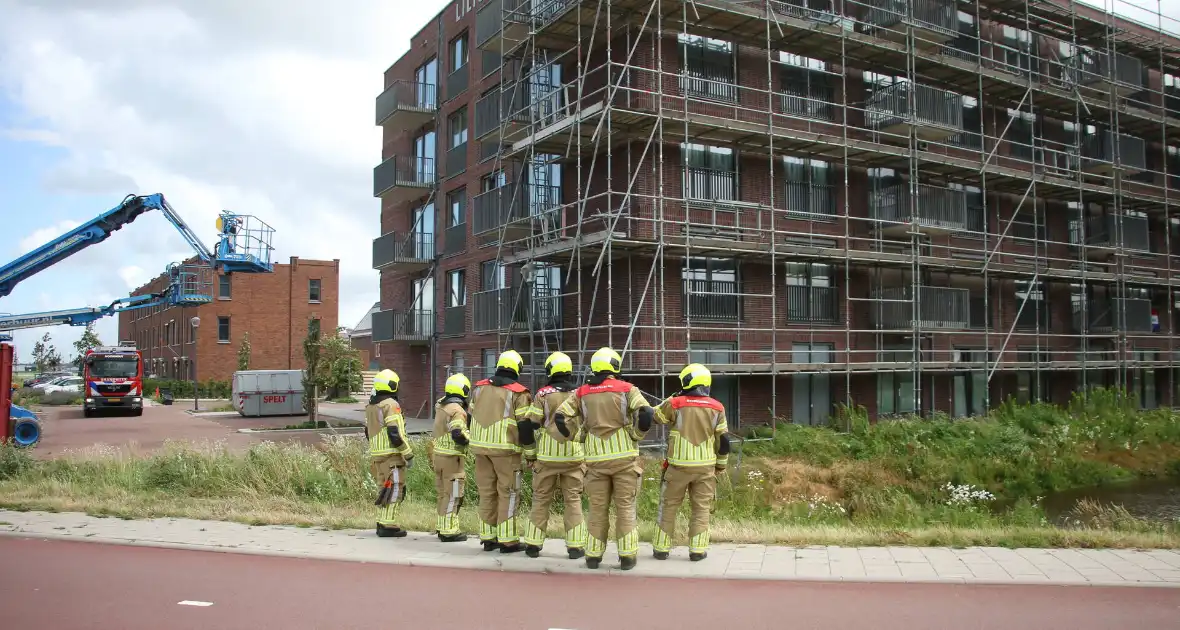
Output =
[
  {"x1": 38, "y1": 376, "x2": 83, "y2": 394},
  {"x1": 23, "y1": 372, "x2": 72, "y2": 388}
]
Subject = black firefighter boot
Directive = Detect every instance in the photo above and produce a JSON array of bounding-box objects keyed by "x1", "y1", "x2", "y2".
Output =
[
  {"x1": 499, "y1": 542, "x2": 524, "y2": 554},
  {"x1": 567, "y1": 548, "x2": 585, "y2": 560},
  {"x1": 653, "y1": 550, "x2": 669, "y2": 560},
  {"x1": 690, "y1": 551, "x2": 708, "y2": 562},
  {"x1": 585, "y1": 557, "x2": 602, "y2": 569},
  {"x1": 438, "y1": 533, "x2": 467, "y2": 543},
  {"x1": 525, "y1": 545, "x2": 543, "y2": 558},
  {"x1": 482, "y1": 540, "x2": 501, "y2": 552},
  {"x1": 376, "y1": 524, "x2": 407, "y2": 538},
  {"x1": 619, "y1": 556, "x2": 637, "y2": 571}
]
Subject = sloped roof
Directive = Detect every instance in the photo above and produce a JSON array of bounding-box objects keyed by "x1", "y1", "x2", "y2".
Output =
[{"x1": 350, "y1": 302, "x2": 380, "y2": 337}]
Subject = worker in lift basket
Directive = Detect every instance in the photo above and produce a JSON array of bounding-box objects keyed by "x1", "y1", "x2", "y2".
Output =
[
  {"x1": 365, "y1": 369, "x2": 413, "y2": 538},
  {"x1": 519, "y1": 351, "x2": 587, "y2": 559},
  {"x1": 552, "y1": 347, "x2": 656, "y2": 571},
  {"x1": 468, "y1": 350, "x2": 534, "y2": 553},
  {"x1": 432, "y1": 372, "x2": 473, "y2": 543},
  {"x1": 651, "y1": 363, "x2": 731, "y2": 562}
]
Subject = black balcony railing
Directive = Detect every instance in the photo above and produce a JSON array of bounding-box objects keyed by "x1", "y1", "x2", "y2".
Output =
[
  {"x1": 785, "y1": 285, "x2": 839, "y2": 324},
  {"x1": 1073, "y1": 297, "x2": 1153, "y2": 333},
  {"x1": 443, "y1": 223, "x2": 467, "y2": 256},
  {"x1": 447, "y1": 65, "x2": 469, "y2": 101},
  {"x1": 873, "y1": 286, "x2": 970, "y2": 329},
  {"x1": 685, "y1": 167, "x2": 738, "y2": 202},
  {"x1": 446, "y1": 143, "x2": 467, "y2": 178},
  {"x1": 475, "y1": 0, "x2": 504, "y2": 49},
  {"x1": 371, "y1": 308, "x2": 434, "y2": 342},
  {"x1": 870, "y1": 183, "x2": 968, "y2": 231},
  {"x1": 472, "y1": 285, "x2": 561, "y2": 333},
  {"x1": 376, "y1": 81, "x2": 438, "y2": 125},
  {"x1": 866, "y1": 82, "x2": 964, "y2": 131},
  {"x1": 781, "y1": 75, "x2": 835, "y2": 121},
  {"x1": 372, "y1": 231, "x2": 435, "y2": 269},
  {"x1": 475, "y1": 85, "x2": 529, "y2": 138},
  {"x1": 682, "y1": 55, "x2": 739, "y2": 102},
  {"x1": 1061, "y1": 50, "x2": 1146, "y2": 91},
  {"x1": 1081, "y1": 131, "x2": 1147, "y2": 172},
  {"x1": 684, "y1": 278, "x2": 741, "y2": 322},
  {"x1": 861, "y1": 0, "x2": 958, "y2": 36},
  {"x1": 444, "y1": 306, "x2": 466, "y2": 335},
  {"x1": 473, "y1": 183, "x2": 562, "y2": 235},
  {"x1": 1071, "y1": 214, "x2": 1151, "y2": 252},
  {"x1": 474, "y1": 288, "x2": 512, "y2": 332},
  {"x1": 373, "y1": 156, "x2": 435, "y2": 197},
  {"x1": 769, "y1": 0, "x2": 842, "y2": 24},
  {"x1": 783, "y1": 182, "x2": 836, "y2": 217}
]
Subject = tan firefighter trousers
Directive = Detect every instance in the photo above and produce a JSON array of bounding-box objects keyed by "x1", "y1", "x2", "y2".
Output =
[
  {"x1": 584, "y1": 457, "x2": 642, "y2": 560},
  {"x1": 654, "y1": 464, "x2": 718, "y2": 554},
  {"x1": 475, "y1": 453, "x2": 523, "y2": 544},
  {"x1": 432, "y1": 453, "x2": 466, "y2": 536},
  {"x1": 523, "y1": 462, "x2": 587, "y2": 550},
  {"x1": 369, "y1": 456, "x2": 406, "y2": 528}
]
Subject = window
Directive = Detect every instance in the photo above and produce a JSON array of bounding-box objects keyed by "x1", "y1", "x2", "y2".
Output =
[
  {"x1": 451, "y1": 351, "x2": 466, "y2": 372},
  {"x1": 1001, "y1": 26, "x2": 1037, "y2": 76},
  {"x1": 447, "y1": 269, "x2": 467, "y2": 307},
  {"x1": 683, "y1": 257, "x2": 739, "y2": 321},
  {"x1": 779, "y1": 53, "x2": 833, "y2": 121},
  {"x1": 412, "y1": 276, "x2": 434, "y2": 312},
  {"x1": 413, "y1": 130, "x2": 437, "y2": 181},
  {"x1": 782, "y1": 156, "x2": 833, "y2": 217},
  {"x1": 688, "y1": 342, "x2": 738, "y2": 427},
  {"x1": 785, "y1": 263, "x2": 836, "y2": 324},
  {"x1": 1010, "y1": 207, "x2": 1047, "y2": 241},
  {"x1": 218, "y1": 274, "x2": 231, "y2": 299},
  {"x1": 877, "y1": 349, "x2": 916, "y2": 417},
  {"x1": 482, "y1": 260, "x2": 508, "y2": 289},
  {"x1": 188, "y1": 320, "x2": 196, "y2": 343},
  {"x1": 1006, "y1": 108, "x2": 1036, "y2": 161},
  {"x1": 411, "y1": 202, "x2": 435, "y2": 257},
  {"x1": 527, "y1": 154, "x2": 562, "y2": 216},
  {"x1": 1014, "y1": 280, "x2": 1049, "y2": 331},
  {"x1": 948, "y1": 183, "x2": 985, "y2": 234},
  {"x1": 947, "y1": 11, "x2": 979, "y2": 60},
  {"x1": 1131, "y1": 350, "x2": 1158, "y2": 409},
  {"x1": 792, "y1": 343, "x2": 832, "y2": 425},
  {"x1": 309, "y1": 279, "x2": 322, "y2": 302},
  {"x1": 309, "y1": 318, "x2": 321, "y2": 337},
  {"x1": 217, "y1": 317, "x2": 230, "y2": 343},
  {"x1": 525, "y1": 61, "x2": 564, "y2": 125},
  {"x1": 451, "y1": 33, "x2": 468, "y2": 73},
  {"x1": 481, "y1": 169, "x2": 505, "y2": 192},
  {"x1": 526, "y1": 263, "x2": 562, "y2": 329},
  {"x1": 952, "y1": 349, "x2": 988, "y2": 418},
  {"x1": 415, "y1": 58, "x2": 438, "y2": 108},
  {"x1": 683, "y1": 143, "x2": 737, "y2": 202},
  {"x1": 449, "y1": 108, "x2": 468, "y2": 148},
  {"x1": 447, "y1": 190, "x2": 465, "y2": 227},
  {"x1": 481, "y1": 348, "x2": 497, "y2": 378},
  {"x1": 949, "y1": 96, "x2": 982, "y2": 149},
  {"x1": 679, "y1": 34, "x2": 736, "y2": 101},
  {"x1": 1016, "y1": 350, "x2": 1051, "y2": 404}
]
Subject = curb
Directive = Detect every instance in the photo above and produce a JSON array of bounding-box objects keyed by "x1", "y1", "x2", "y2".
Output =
[{"x1": 1, "y1": 530, "x2": 1175, "y2": 588}]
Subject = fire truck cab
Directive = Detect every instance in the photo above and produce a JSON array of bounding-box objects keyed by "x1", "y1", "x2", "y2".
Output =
[{"x1": 83, "y1": 344, "x2": 144, "y2": 417}]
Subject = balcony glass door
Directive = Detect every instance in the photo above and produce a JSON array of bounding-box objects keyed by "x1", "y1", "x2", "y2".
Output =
[
  {"x1": 413, "y1": 131, "x2": 436, "y2": 183},
  {"x1": 415, "y1": 58, "x2": 438, "y2": 109},
  {"x1": 792, "y1": 343, "x2": 831, "y2": 425},
  {"x1": 411, "y1": 202, "x2": 435, "y2": 258}
]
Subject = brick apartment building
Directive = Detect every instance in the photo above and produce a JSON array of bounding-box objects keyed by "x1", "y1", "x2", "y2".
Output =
[
  {"x1": 118, "y1": 257, "x2": 340, "y2": 382},
  {"x1": 373, "y1": 0, "x2": 1180, "y2": 424}
]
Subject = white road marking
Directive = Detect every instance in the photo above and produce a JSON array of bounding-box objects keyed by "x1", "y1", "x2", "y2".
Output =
[{"x1": 177, "y1": 601, "x2": 214, "y2": 607}]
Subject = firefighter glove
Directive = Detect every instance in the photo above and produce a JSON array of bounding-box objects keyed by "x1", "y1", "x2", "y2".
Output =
[
  {"x1": 450, "y1": 428, "x2": 469, "y2": 446},
  {"x1": 554, "y1": 413, "x2": 570, "y2": 438},
  {"x1": 518, "y1": 420, "x2": 537, "y2": 446},
  {"x1": 386, "y1": 425, "x2": 405, "y2": 447},
  {"x1": 637, "y1": 406, "x2": 655, "y2": 432},
  {"x1": 718, "y1": 434, "x2": 732, "y2": 455}
]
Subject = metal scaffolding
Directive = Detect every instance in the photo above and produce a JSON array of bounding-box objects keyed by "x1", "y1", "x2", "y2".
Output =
[{"x1": 392, "y1": 0, "x2": 1180, "y2": 425}]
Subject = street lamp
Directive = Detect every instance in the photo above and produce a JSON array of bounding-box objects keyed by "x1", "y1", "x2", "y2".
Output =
[{"x1": 190, "y1": 316, "x2": 200, "y2": 411}]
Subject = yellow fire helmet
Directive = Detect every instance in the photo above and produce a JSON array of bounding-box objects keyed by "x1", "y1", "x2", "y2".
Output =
[
  {"x1": 496, "y1": 349, "x2": 525, "y2": 375},
  {"x1": 679, "y1": 363, "x2": 712, "y2": 390},
  {"x1": 445, "y1": 373, "x2": 472, "y2": 398},
  {"x1": 544, "y1": 351, "x2": 573, "y2": 376},
  {"x1": 590, "y1": 347, "x2": 622, "y2": 374},
  {"x1": 373, "y1": 369, "x2": 400, "y2": 393}
]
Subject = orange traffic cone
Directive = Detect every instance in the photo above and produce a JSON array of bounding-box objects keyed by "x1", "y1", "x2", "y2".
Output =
[{"x1": 154, "y1": 387, "x2": 160, "y2": 399}]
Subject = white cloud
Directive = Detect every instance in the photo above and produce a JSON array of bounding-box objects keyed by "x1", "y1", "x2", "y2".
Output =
[{"x1": 0, "y1": 0, "x2": 441, "y2": 360}]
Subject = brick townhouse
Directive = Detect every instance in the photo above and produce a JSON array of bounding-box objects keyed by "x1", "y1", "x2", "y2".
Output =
[
  {"x1": 118, "y1": 257, "x2": 340, "y2": 382},
  {"x1": 372, "y1": 0, "x2": 1180, "y2": 424}
]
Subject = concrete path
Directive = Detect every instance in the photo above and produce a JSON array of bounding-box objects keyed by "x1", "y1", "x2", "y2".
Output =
[{"x1": 2, "y1": 509, "x2": 1178, "y2": 588}]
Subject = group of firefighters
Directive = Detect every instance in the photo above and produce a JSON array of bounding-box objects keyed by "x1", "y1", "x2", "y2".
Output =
[{"x1": 362, "y1": 346, "x2": 731, "y2": 570}]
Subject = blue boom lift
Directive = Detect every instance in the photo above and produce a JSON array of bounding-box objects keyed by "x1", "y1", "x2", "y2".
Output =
[{"x1": 0, "y1": 193, "x2": 277, "y2": 443}]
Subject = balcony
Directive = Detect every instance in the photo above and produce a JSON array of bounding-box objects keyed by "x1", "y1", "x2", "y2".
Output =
[
  {"x1": 472, "y1": 183, "x2": 561, "y2": 238},
  {"x1": 371, "y1": 308, "x2": 434, "y2": 344},
  {"x1": 1073, "y1": 297, "x2": 1153, "y2": 333},
  {"x1": 373, "y1": 156, "x2": 435, "y2": 202},
  {"x1": 1080, "y1": 131, "x2": 1147, "y2": 175},
  {"x1": 873, "y1": 286, "x2": 970, "y2": 330},
  {"x1": 375, "y1": 81, "x2": 437, "y2": 128},
  {"x1": 783, "y1": 182, "x2": 836, "y2": 218},
  {"x1": 444, "y1": 305, "x2": 466, "y2": 335},
  {"x1": 474, "y1": 86, "x2": 530, "y2": 141},
  {"x1": 476, "y1": 0, "x2": 531, "y2": 52},
  {"x1": 446, "y1": 65, "x2": 469, "y2": 101},
  {"x1": 372, "y1": 231, "x2": 435, "y2": 271},
  {"x1": 785, "y1": 285, "x2": 839, "y2": 324},
  {"x1": 684, "y1": 279, "x2": 741, "y2": 322},
  {"x1": 1061, "y1": 50, "x2": 1146, "y2": 96},
  {"x1": 867, "y1": 82, "x2": 964, "y2": 141},
  {"x1": 446, "y1": 143, "x2": 467, "y2": 178},
  {"x1": 860, "y1": 0, "x2": 958, "y2": 47},
  {"x1": 443, "y1": 222, "x2": 467, "y2": 257},
  {"x1": 1070, "y1": 214, "x2": 1151, "y2": 258},
  {"x1": 769, "y1": 0, "x2": 843, "y2": 28},
  {"x1": 870, "y1": 182, "x2": 969, "y2": 235},
  {"x1": 472, "y1": 286, "x2": 562, "y2": 333}
]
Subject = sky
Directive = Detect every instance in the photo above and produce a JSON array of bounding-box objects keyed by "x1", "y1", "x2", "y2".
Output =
[
  {"x1": 0, "y1": 0, "x2": 1176, "y2": 363},
  {"x1": 0, "y1": 0, "x2": 445, "y2": 362}
]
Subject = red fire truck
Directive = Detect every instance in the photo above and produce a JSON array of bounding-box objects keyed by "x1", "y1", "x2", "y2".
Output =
[{"x1": 82, "y1": 344, "x2": 144, "y2": 417}]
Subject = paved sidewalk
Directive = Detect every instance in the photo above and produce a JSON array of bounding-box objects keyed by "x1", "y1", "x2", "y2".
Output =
[{"x1": 2, "y1": 509, "x2": 1179, "y2": 587}]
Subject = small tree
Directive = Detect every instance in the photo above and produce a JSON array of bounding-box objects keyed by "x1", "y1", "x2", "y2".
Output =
[
  {"x1": 32, "y1": 333, "x2": 63, "y2": 374},
  {"x1": 317, "y1": 330, "x2": 363, "y2": 399},
  {"x1": 237, "y1": 332, "x2": 252, "y2": 371},
  {"x1": 72, "y1": 323, "x2": 103, "y2": 370},
  {"x1": 302, "y1": 321, "x2": 322, "y2": 416}
]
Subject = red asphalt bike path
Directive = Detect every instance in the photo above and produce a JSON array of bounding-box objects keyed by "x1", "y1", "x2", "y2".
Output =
[{"x1": 2, "y1": 537, "x2": 1178, "y2": 629}]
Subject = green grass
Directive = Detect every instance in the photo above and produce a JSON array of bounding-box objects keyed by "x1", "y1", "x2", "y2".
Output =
[
  {"x1": 328, "y1": 397, "x2": 359, "y2": 404},
  {"x1": 1, "y1": 388, "x2": 1177, "y2": 548}
]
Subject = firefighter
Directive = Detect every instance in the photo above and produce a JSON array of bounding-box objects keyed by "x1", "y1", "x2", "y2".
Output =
[
  {"x1": 365, "y1": 369, "x2": 413, "y2": 538},
  {"x1": 553, "y1": 347, "x2": 655, "y2": 570},
  {"x1": 651, "y1": 364, "x2": 730, "y2": 561},
  {"x1": 432, "y1": 372, "x2": 472, "y2": 543},
  {"x1": 469, "y1": 350, "x2": 534, "y2": 553},
  {"x1": 519, "y1": 351, "x2": 586, "y2": 559}
]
